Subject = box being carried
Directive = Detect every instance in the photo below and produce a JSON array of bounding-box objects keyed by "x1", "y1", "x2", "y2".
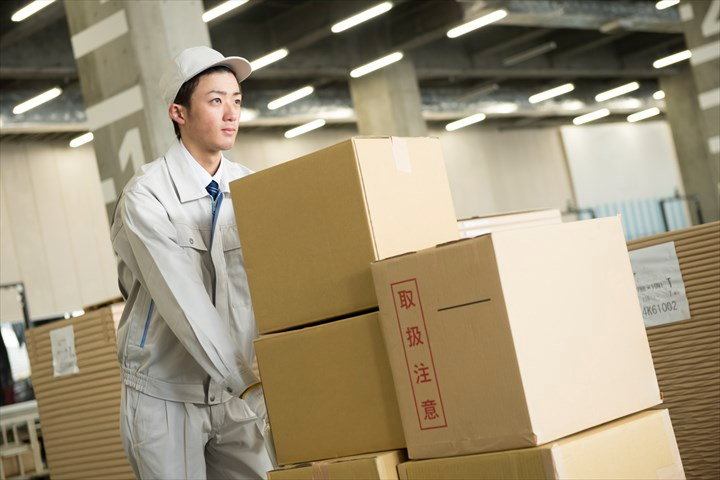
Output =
[
  {"x1": 371, "y1": 217, "x2": 661, "y2": 459},
  {"x1": 230, "y1": 136, "x2": 458, "y2": 334},
  {"x1": 398, "y1": 409, "x2": 684, "y2": 480},
  {"x1": 255, "y1": 312, "x2": 406, "y2": 465},
  {"x1": 268, "y1": 450, "x2": 405, "y2": 480}
]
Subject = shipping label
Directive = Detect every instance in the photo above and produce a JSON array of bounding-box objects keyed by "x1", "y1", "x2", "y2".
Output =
[
  {"x1": 50, "y1": 325, "x2": 80, "y2": 377},
  {"x1": 391, "y1": 279, "x2": 447, "y2": 430},
  {"x1": 629, "y1": 241, "x2": 691, "y2": 328}
]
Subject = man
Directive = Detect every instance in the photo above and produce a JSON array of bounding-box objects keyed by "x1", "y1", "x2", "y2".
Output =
[{"x1": 111, "y1": 46, "x2": 275, "y2": 479}]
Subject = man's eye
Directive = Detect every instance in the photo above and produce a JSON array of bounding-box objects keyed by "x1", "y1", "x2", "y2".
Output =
[{"x1": 212, "y1": 98, "x2": 221, "y2": 104}]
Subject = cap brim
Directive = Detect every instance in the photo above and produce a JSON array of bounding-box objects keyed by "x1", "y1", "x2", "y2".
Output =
[{"x1": 210, "y1": 56, "x2": 253, "y2": 84}]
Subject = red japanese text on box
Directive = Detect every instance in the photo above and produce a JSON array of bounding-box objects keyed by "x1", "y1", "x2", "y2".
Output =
[{"x1": 391, "y1": 279, "x2": 447, "y2": 430}]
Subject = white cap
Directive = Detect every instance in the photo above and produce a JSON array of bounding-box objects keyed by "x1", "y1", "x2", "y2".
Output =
[{"x1": 159, "y1": 46, "x2": 252, "y2": 106}]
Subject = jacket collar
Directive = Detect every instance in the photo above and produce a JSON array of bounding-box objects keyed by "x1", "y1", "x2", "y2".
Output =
[{"x1": 165, "y1": 140, "x2": 231, "y2": 202}]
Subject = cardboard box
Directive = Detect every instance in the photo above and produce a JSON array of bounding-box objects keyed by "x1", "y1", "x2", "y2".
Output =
[
  {"x1": 268, "y1": 450, "x2": 405, "y2": 480},
  {"x1": 398, "y1": 409, "x2": 684, "y2": 480},
  {"x1": 255, "y1": 312, "x2": 406, "y2": 465},
  {"x1": 371, "y1": 217, "x2": 661, "y2": 459},
  {"x1": 25, "y1": 305, "x2": 134, "y2": 480},
  {"x1": 230, "y1": 136, "x2": 459, "y2": 334},
  {"x1": 458, "y1": 208, "x2": 562, "y2": 238},
  {"x1": 628, "y1": 221, "x2": 719, "y2": 480}
]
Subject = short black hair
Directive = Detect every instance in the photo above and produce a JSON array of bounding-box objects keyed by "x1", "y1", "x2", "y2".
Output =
[{"x1": 171, "y1": 65, "x2": 240, "y2": 139}]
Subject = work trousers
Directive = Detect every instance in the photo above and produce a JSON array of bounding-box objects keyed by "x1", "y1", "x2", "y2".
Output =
[{"x1": 121, "y1": 385, "x2": 274, "y2": 479}]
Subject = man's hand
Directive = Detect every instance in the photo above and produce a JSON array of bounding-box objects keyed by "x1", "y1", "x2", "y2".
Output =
[{"x1": 244, "y1": 385, "x2": 268, "y2": 425}]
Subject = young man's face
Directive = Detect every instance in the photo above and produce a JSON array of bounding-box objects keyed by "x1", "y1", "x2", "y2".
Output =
[{"x1": 180, "y1": 70, "x2": 241, "y2": 154}]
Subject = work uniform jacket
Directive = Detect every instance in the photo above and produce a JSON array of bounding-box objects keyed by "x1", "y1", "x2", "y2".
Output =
[{"x1": 111, "y1": 140, "x2": 259, "y2": 405}]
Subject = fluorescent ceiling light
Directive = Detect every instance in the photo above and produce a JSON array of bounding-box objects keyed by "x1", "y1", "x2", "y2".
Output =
[
  {"x1": 284, "y1": 119, "x2": 326, "y2": 139},
  {"x1": 529, "y1": 83, "x2": 575, "y2": 104},
  {"x1": 486, "y1": 103, "x2": 518, "y2": 114},
  {"x1": 627, "y1": 107, "x2": 661, "y2": 123},
  {"x1": 573, "y1": 108, "x2": 610, "y2": 125},
  {"x1": 350, "y1": 51, "x2": 403, "y2": 78},
  {"x1": 445, "y1": 113, "x2": 486, "y2": 131},
  {"x1": 69, "y1": 132, "x2": 94, "y2": 148},
  {"x1": 447, "y1": 9, "x2": 507, "y2": 39},
  {"x1": 655, "y1": 0, "x2": 679, "y2": 10},
  {"x1": 250, "y1": 49, "x2": 288, "y2": 71},
  {"x1": 503, "y1": 41, "x2": 557, "y2": 67},
  {"x1": 653, "y1": 90, "x2": 666, "y2": 100},
  {"x1": 331, "y1": 2, "x2": 393, "y2": 33},
  {"x1": 653, "y1": 50, "x2": 691, "y2": 69},
  {"x1": 11, "y1": 0, "x2": 55, "y2": 22},
  {"x1": 595, "y1": 82, "x2": 640, "y2": 102},
  {"x1": 202, "y1": 0, "x2": 249, "y2": 23},
  {"x1": 13, "y1": 87, "x2": 62, "y2": 114},
  {"x1": 268, "y1": 86, "x2": 314, "y2": 110}
]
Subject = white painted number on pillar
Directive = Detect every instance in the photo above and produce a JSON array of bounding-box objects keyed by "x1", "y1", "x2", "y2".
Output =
[
  {"x1": 702, "y1": 0, "x2": 720, "y2": 38},
  {"x1": 118, "y1": 127, "x2": 145, "y2": 174}
]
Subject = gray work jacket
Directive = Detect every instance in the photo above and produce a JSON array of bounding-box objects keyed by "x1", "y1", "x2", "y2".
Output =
[{"x1": 111, "y1": 140, "x2": 259, "y2": 405}]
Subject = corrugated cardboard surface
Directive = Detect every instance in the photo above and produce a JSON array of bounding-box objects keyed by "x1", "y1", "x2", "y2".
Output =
[
  {"x1": 628, "y1": 221, "x2": 720, "y2": 480},
  {"x1": 268, "y1": 450, "x2": 406, "y2": 480},
  {"x1": 398, "y1": 409, "x2": 684, "y2": 480},
  {"x1": 372, "y1": 217, "x2": 661, "y2": 459},
  {"x1": 255, "y1": 312, "x2": 406, "y2": 465},
  {"x1": 25, "y1": 306, "x2": 134, "y2": 480},
  {"x1": 230, "y1": 136, "x2": 458, "y2": 334}
]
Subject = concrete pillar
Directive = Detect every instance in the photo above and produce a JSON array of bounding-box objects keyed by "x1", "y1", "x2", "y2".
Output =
[
  {"x1": 349, "y1": 58, "x2": 427, "y2": 136},
  {"x1": 64, "y1": 0, "x2": 211, "y2": 219},
  {"x1": 669, "y1": 0, "x2": 720, "y2": 222},
  {"x1": 661, "y1": 65, "x2": 719, "y2": 222}
]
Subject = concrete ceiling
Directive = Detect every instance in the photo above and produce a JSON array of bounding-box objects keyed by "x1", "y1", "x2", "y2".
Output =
[{"x1": 0, "y1": 0, "x2": 685, "y2": 138}]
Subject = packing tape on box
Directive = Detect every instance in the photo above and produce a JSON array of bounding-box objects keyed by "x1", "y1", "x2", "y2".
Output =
[
  {"x1": 310, "y1": 460, "x2": 330, "y2": 480},
  {"x1": 391, "y1": 137, "x2": 412, "y2": 173}
]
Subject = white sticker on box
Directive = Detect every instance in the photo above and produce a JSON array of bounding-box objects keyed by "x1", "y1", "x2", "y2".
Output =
[
  {"x1": 391, "y1": 137, "x2": 412, "y2": 173},
  {"x1": 50, "y1": 325, "x2": 80, "y2": 377},
  {"x1": 629, "y1": 242, "x2": 691, "y2": 328}
]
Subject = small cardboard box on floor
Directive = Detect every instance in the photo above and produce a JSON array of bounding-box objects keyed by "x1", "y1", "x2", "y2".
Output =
[
  {"x1": 268, "y1": 450, "x2": 405, "y2": 480},
  {"x1": 230, "y1": 136, "x2": 459, "y2": 334},
  {"x1": 255, "y1": 312, "x2": 405, "y2": 466},
  {"x1": 371, "y1": 217, "x2": 662, "y2": 459},
  {"x1": 398, "y1": 409, "x2": 684, "y2": 480},
  {"x1": 628, "y1": 221, "x2": 720, "y2": 480}
]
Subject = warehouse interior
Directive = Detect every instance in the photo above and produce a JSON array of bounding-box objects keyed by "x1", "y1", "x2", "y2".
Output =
[{"x1": 0, "y1": 0, "x2": 718, "y2": 479}]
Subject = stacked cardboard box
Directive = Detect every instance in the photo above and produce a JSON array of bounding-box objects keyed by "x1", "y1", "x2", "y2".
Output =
[
  {"x1": 628, "y1": 221, "x2": 720, "y2": 480},
  {"x1": 230, "y1": 136, "x2": 460, "y2": 467},
  {"x1": 397, "y1": 409, "x2": 684, "y2": 479},
  {"x1": 371, "y1": 217, "x2": 682, "y2": 477},
  {"x1": 25, "y1": 305, "x2": 133, "y2": 480},
  {"x1": 268, "y1": 450, "x2": 406, "y2": 480},
  {"x1": 457, "y1": 208, "x2": 561, "y2": 238}
]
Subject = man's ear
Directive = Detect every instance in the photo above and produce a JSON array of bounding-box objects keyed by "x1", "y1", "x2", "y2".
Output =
[{"x1": 169, "y1": 104, "x2": 186, "y2": 126}]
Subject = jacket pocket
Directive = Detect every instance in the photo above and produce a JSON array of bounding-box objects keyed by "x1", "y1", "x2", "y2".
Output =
[{"x1": 174, "y1": 223, "x2": 208, "y2": 251}]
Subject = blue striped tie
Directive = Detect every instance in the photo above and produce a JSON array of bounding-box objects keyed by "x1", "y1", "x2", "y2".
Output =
[{"x1": 206, "y1": 180, "x2": 219, "y2": 200}]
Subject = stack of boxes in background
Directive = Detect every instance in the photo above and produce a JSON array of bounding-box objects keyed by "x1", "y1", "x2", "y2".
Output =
[
  {"x1": 628, "y1": 222, "x2": 720, "y2": 480},
  {"x1": 232, "y1": 135, "x2": 688, "y2": 479},
  {"x1": 371, "y1": 217, "x2": 685, "y2": 478},
  {"x1": 25, "y1": 302, "x2": 133, "y2": 480},
  {"x1": 230, "y1": 136, "x2": 460, "y2": 476}
]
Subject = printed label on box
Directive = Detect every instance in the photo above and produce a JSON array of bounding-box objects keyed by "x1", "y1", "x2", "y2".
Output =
[
  {"x1": 630, "y1": 241, "x2": 691, "y2": 328},
  {"x1": 391, "y1": 279, "x2": 447, "y2": 430},
  {"x1": 50, "y1": 325, "x2": 79, "y2": 377}
]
